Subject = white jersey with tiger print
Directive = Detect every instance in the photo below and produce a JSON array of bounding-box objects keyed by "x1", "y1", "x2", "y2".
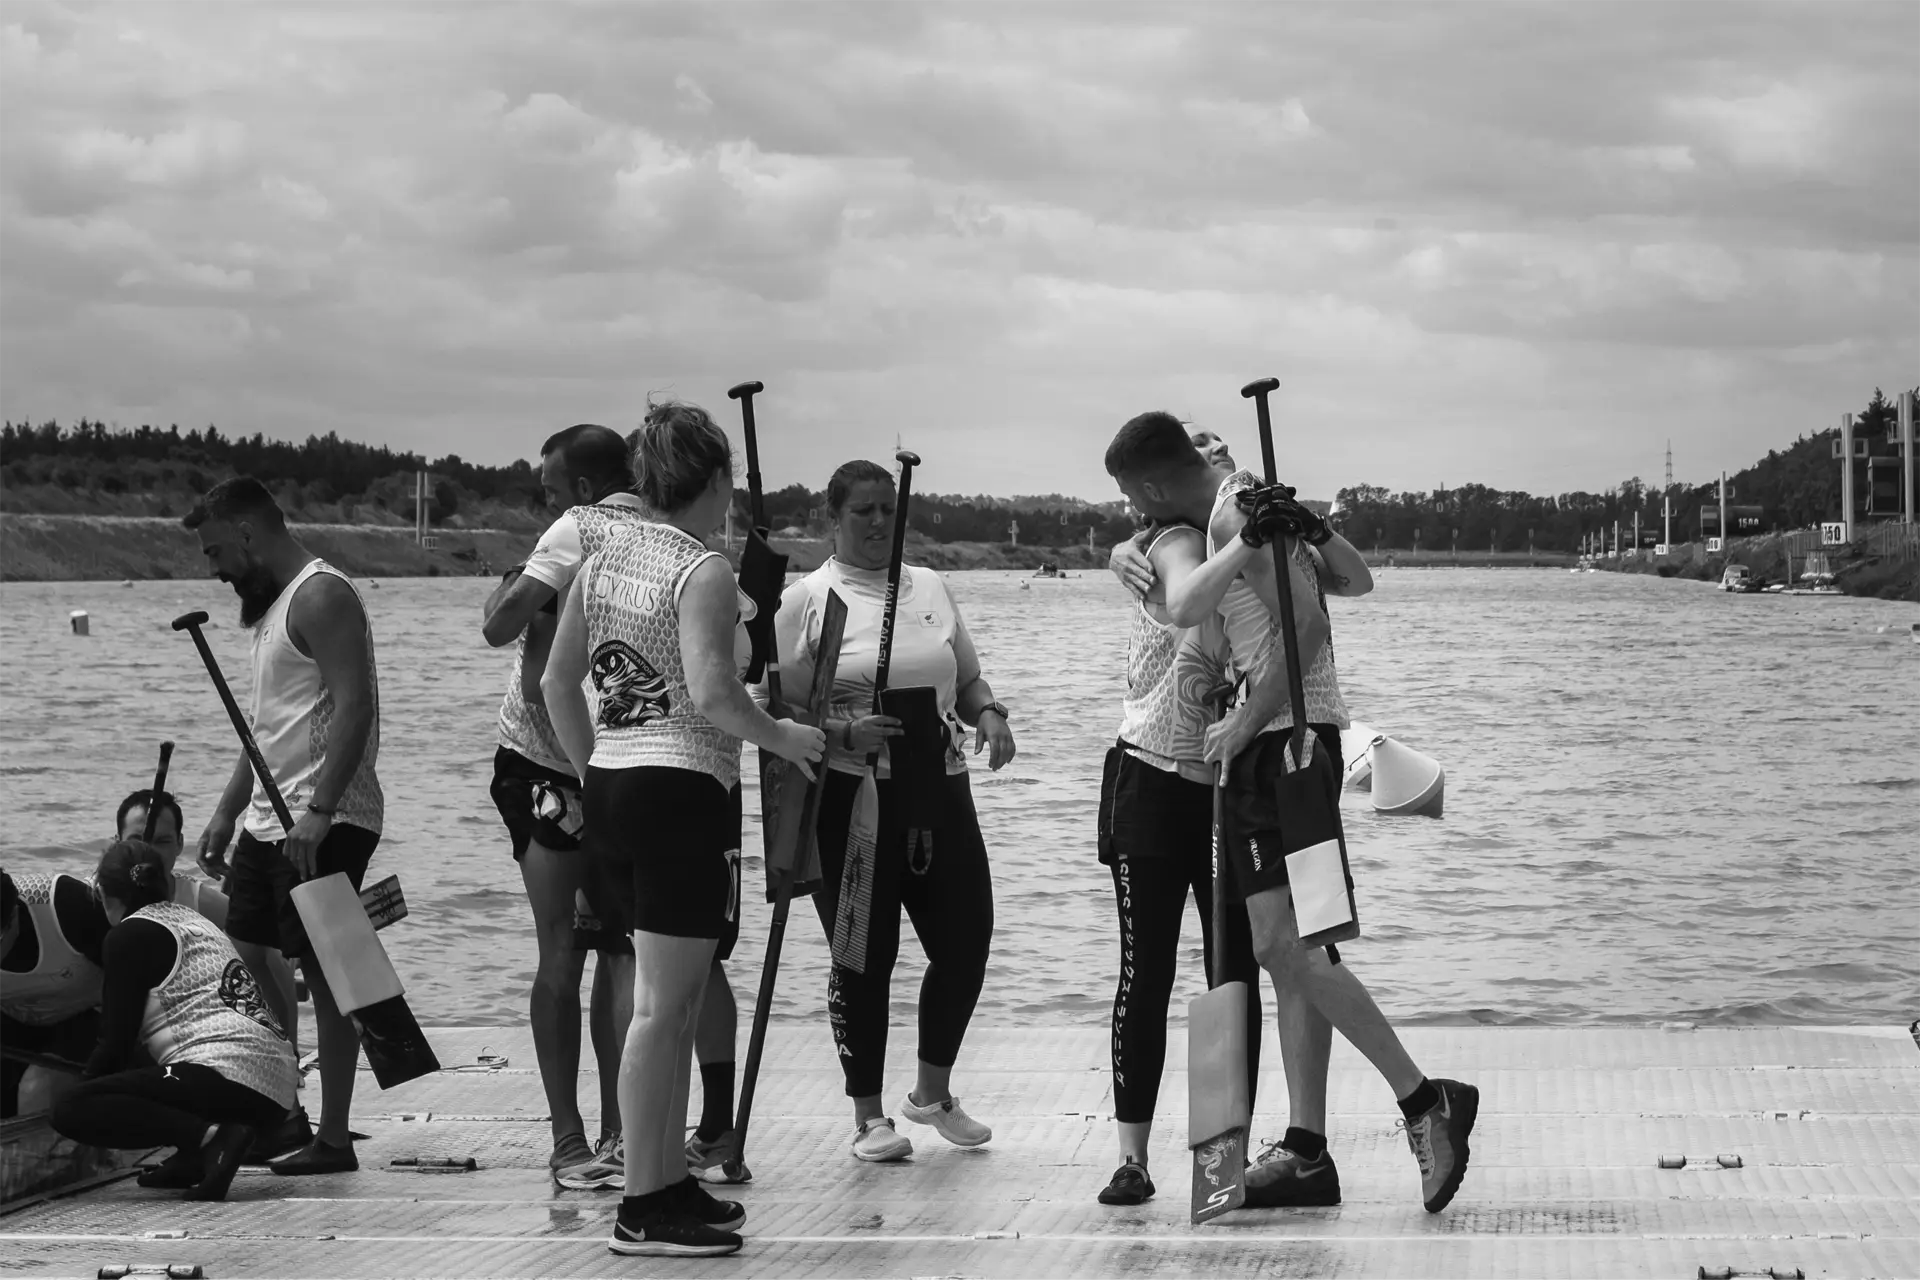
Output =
[
  {"x1": 581, "y1": 523, "x2": 743, "y2": 789},
  {"x1": 242, "y1": 559, "x2": 382, "y2": 840},
  {"x1": 130, "y1": 902, "x2": 298, "y2": 1109},
  {"x1": 496, "y1": 496, "x2": 648, "y2": 775},
  {"x1": 1117, "y1": 524, "x2": 1232, "y2": 785},
  {"x1": 1208, "y1": 470, "x2": 1349, "y2": 732}
]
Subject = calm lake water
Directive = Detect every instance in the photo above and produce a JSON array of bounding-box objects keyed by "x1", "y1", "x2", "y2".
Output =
[{"x1": 2, "y1": 569, "x2": 1915, "y2": 1029}]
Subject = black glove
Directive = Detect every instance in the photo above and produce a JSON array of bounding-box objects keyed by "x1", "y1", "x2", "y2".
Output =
[
  {"x1": 1235, "y1": 483, "x2": 1304, "y2": 548},
  {"x1": 1273, "y1": 494, "x2": 1333, "y2": 546}
]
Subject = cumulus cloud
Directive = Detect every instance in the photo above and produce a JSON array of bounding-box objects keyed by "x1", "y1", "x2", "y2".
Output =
[{"x1": 0, "y1": 0, "x2": 1913, "y2": 500}]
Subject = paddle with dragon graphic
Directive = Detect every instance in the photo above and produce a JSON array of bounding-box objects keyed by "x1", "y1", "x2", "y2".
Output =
[{"x1": 1188, "y1": 761, "x2": 1251, "y2": 1222}]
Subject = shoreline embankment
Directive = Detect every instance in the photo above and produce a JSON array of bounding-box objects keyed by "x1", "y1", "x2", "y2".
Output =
[
  {"x1": 1590, "y1": 530, "x2": 1920, "y2": 603},
  {"x1": 0, "y1": 514, "x2": 1119, "y2": 582}
]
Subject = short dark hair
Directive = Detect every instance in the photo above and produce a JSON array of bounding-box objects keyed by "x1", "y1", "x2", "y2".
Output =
[
  {"x1": 631, "y1": 402, "x2": 733, "y2": 513},
  {"x1": 96, "y1": 840, "x2": 171, "y2": 914},
  {"x1": 1105, "y1": 411, "x2": 1205, "y2": 481},
  {"x1": 116, "y1": 790, "x2": 182, "y2": 841},
  {"x1": 825, "y1": 460, "x2": 894, "y2": 515},
  {"x1": 541, "y1": 424, "x2": 634, "y2": 496},
  {"x1": 182, "y1": 475, "x2": 286, "y2": 532}
]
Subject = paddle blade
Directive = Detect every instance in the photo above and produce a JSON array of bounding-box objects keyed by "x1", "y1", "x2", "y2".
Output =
[
  {"x1": 830, "y1": 770, "x2": 878, "y2": 974},
  {"x1": 738, "y1": 528, "x2": 789, "y2": 685},
  {"x1": 1188, "y1": 979, "x2": 1251, "y2": 1223},
  {"x1": 759, "y1": 749, "x2": 822, "y2": 899},
  {"x1": 350, "y1": 994, "x2": 441, "y2": 1090}
]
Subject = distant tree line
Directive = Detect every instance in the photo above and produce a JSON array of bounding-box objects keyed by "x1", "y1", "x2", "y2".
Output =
[{"x1": 1334, "y1": 386, "x2": 1916, "y2": 553}]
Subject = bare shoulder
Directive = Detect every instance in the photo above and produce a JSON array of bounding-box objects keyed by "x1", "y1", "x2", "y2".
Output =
[{"x1": 289, "y1": 570, "x2": 369, "y2": 651}]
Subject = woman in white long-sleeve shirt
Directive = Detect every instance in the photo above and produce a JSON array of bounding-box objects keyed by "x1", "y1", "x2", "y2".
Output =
[{"x1": 763, "y1": 459, "x2": 1016, "y2": 1165}]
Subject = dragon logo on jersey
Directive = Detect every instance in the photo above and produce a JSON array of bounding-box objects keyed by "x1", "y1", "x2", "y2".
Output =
[
  {"x1": 218, "y1": 958, "x2": 289, "y2": 1040},
  {"x1": 591, "y1": 640, "x2": 671, "y2": 729}
]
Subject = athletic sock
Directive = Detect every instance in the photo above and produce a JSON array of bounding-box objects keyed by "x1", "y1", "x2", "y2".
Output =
[
  {"x1": 620, "y1": 1188, "x2": 672, "y2": 1222},
  {"x1": 696, "y1": 1061, "x2": 735, "y2": 1142},
  {"x1": 1397, "y1": 1078, "x2": 1440, "y2": 1122},
  {"x1": 1281, "y1": 1126, "x2": 1328, "y2": 1163}
]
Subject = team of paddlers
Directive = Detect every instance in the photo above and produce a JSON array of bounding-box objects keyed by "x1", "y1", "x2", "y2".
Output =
[{"x1": 0, "y1": 380, "x2": 1476, "y2": 1258}]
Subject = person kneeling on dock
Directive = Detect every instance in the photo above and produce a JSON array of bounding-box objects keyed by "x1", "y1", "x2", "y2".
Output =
[
  {"x1": 51, "y1": 841, "x2": 298, "y2": 1202},
  {"x1": 117, "y1": 788, "x2": 312, "y2": 1159},
  {"x1": 1106, "y1": 411, "x2": 1479, "y2": 1214}
]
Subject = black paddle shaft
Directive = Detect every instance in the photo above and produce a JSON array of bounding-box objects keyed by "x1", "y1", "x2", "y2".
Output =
[
  {"x1": 170, "y1": 611, "x2": 297, "y2": 833},
  {"x1": 141, "y1": 741, "x2": 175, "y2": 842},
  {"x1": 872, "y1": 450, "x2": 920, "y2": 702},
  {"x1": 1239, "y1": 378, "x2": 1312, "y2": 770},
  {"x1": 735, "y1": 591, "x2": 849, "y2": 1165}
]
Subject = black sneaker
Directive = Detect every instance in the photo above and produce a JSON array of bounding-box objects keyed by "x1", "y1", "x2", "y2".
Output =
[
  {"x1": 247, "y1": 1107, "x2": 314, "y2": 1162},
  {"x1": 185, "y1": 1123, "x2": 257, "y2": 1202},
  {"x1": 1401, "y1": 1078, "x2": 1479, "y2": 1212},
  {"x1": 1243, "y1": 1140, "x2": 1341, "y2": 1207},
  {"x1": 672, "y1": 1175, "x2": 746, "y2": 1231},
  {"x1": 137, "y1": 1149, "x2": 203, "y2": 1190},
  {"x1": 1096, "y1": 1158, "x2": 1155, "y2": 1205},
  {"x1": 608, "y1": 1207, "x2": 742, "y2": 1257}
]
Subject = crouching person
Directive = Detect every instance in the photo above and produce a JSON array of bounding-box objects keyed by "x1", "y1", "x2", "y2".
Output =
[{"x1": 51, "y1": 841, "x2": 298, "y2": 1201}]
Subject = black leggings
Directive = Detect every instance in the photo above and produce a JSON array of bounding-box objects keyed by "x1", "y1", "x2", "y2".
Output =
[
  {"x1": 1111, "y1": 852, "x2": 1263, "y2": 1124},
  {"x1": 810, "y1": 769, "x2": 995, "y2": 1099},
  {"x1": 51, "y1": 1063, "x2": 285, "y2": 1152}
]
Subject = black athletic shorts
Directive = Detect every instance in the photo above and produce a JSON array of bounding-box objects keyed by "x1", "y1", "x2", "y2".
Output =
[
  {"x1": 1098, "y1": 745, "x2": 1213, "y2": 867},
  {"x1": 582, "y1": 765, "x2": 740, "y2": 959},
  {"x1": 489, "y1": 746, "x2": 585, "y2": 859},
  {"x1": 1222, "y1": 724, "x2": 1345, "y2": 899},
  {"x1": 226, "y1": 824, "x2": 380, "y2": 962}
]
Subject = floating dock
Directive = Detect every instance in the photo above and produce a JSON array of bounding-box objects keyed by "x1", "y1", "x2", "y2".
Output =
[{"x1": 4, "y1": 1024, "x2": 1916, "y2": 1278}]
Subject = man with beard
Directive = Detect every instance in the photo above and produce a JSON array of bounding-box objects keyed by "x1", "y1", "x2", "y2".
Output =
[{"x1": 186, "y1": 476, "x2": 383, "y2": 1176}]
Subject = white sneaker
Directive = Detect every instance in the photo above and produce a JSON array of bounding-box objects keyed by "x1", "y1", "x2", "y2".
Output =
[
  {"x1": 850, "y1": 1117, "x2": 913, "y2": 1162},
  {"x1": 900, "y1": 1093, "x2": 992, "y2": 1148}
]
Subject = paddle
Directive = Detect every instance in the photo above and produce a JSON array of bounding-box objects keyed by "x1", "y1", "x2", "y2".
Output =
[
  {"x1": 831, "y1": 449, "x2": 918, "y2": 974},
  {"x1": 140, "y1": 742, "x2": 174, "y2": 842},
  {"x1": 170, "y1": 610, "x2": 438, "y2": 1089},
  {"x1": 733, "y1": 590, "x2": 848, "y2": 1169},
  {"x1": 1188, "y1": 762, "x2": 1251, "y2": 1222}
]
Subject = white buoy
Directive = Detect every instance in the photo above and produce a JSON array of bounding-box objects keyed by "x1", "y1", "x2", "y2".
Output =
[
  {"x1": 1369, "y1": 735, "x2": 1445, "y2": 817},
  {"x1": 69, "y1": 609, "x2": 90, "y2": 636},
  {"x1": 1341, "y1": 722, "x2": 1381, "y2": 792}
]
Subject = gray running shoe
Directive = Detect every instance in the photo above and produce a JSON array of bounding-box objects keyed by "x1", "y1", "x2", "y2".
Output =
[{"x1": 1400, "y1": 1078, "x2": 1479, "y2": 1212}]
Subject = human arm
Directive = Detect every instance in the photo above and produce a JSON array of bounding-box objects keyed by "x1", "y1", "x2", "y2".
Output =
[
  {"x1": 518, "y1": 598, "x2": 560, "y2": 707},
  {"x1": 1107, "y1": 527, "x2": 1155, "y2": 600},
  {"x1": 541, "y1": 570, "x2": 596, "y2": 779},
  {"x1": 1148, "y1": 525, "x2": 1264, "y2": 628},
  {"x1": 196, "y1": 752, "x2": 253, "y2": 882},
  {"x1": 1310, "y1": 532, "x2": 1373, "y2": 597},
  {"x1": 950, "y1": 599, "x2": 1014, "y2": 770},
  {"x1": 482, "y1": 519, "x2": 578, "y2": 647},
  {"x1": 679, "y1": 557, "x2": 825, "y2": 774},
  {"x1": 282, "y1": 574, "x2": 379, "y2": 879},
  {"x1": 83, "y1": 919, "x2": 176, "y2": 1079}
]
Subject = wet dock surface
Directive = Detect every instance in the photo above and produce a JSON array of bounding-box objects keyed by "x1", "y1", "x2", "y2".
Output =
[{"x1": 4, "y1": 1024, "x2": 1916, "y2": 1278}]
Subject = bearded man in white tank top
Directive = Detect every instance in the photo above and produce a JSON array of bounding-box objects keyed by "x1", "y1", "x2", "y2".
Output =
[
  {"x1": 186, "y1": 477, "x2": 382, "y2": 1177},
  {"x1": 1104, "y1": 412, "x2": 1480, "y2": 1216}
]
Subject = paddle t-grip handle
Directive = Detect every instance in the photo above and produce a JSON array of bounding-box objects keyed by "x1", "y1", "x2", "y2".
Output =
[{"x1": 171, "y1": 610, "x2": 297, "y2": 833}]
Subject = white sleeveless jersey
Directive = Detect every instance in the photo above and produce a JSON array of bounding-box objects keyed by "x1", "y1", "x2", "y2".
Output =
[
  {"x1": 1209, "y1": 471, "x2": 1349, "y2": 731},
  {"x1": 783, "y1": 560, "x2": 969, "y2": 779},
  {"x1": 496, "y1": 499, "x2": 648, "y2": 774},
  {"x1": 1117, "y1": 525, "x2": 1232, "y2": 783},
  {"x1": 0, "y1": 873, "x2": 102, "y2": 1025},
  {"x1": 581, "y1": 523, "x2": 743, "y2": 788},
  {"x1": 131, "y1": 903, "x2": 298, "y2": 1109},
  {"x1": 243, "y1": 560, "x2": 383, "y2": 840}
]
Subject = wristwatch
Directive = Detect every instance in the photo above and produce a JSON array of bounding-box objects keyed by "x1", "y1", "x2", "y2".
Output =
[{"x1": 978, "y1": 701, "x2": 1011, "y2": 724}]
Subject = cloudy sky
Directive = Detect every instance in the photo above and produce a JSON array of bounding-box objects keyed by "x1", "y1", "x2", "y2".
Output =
[{"x1": 2, "y1": 1, "x2": 1914, "y2": 502}]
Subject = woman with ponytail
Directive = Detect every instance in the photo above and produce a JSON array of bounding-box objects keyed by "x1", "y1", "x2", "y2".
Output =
[{"x1": 49, "y1": 840, "x2": 297, "y2": 1201}]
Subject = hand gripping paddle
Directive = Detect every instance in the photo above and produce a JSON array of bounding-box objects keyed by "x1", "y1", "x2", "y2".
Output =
[{"x1": 171, "y1": 610, "x2": 438, "y2": 1089}]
